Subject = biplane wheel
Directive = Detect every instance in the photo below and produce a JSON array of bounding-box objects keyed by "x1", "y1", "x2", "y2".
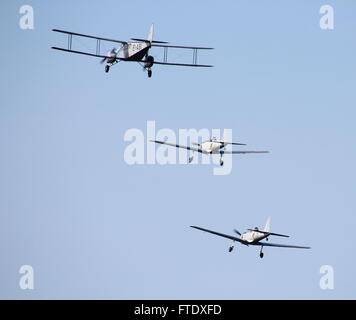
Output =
[
  {"x1": 105, "y1": 65, "x2": 110, "y2": 73},
  {"x1": 260, "y1": 252, "x2": 264, "y2": 258},
  {"x1": 148, "y1": 69, "x2": 152, "y2": 78},
  {"x1": 220, "y1": 160, "x2": 224, "y2": 166}
]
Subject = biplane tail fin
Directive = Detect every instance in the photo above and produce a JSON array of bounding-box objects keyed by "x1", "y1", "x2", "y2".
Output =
[
  {"x1": 147, "y1": 24, "x2": 168, "y2": 44},
  {"x1": 131, "y1": 24, "x2": 168, "y2": 44},
  {"x1": 148, "y1": 24, "x2": 154, "y2": 43}
]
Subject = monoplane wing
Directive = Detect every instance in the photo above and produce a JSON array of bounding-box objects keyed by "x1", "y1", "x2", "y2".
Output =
[
  {"x1": 257, "y1": 242, "x2": 311, "y2": 249},
  {"x1": 150, "y1": 140, "x2": 202, "y2": 153},
  {"x1": 223, "y1": 142, "x2": 247, "y2": 146},
  {"x1": 190, "y1": 226, "x2": 246, "y2": 244},
  {"x1": 215, "y1": 150, "x2": 270, "y2": 154}
]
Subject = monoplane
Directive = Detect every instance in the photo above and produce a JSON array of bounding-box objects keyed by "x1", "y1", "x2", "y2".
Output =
[
  {"x1": 191, "y1": 218, "x2": 311, "y2": 258},
  {"x1": 151, "y1": 137, "x2": 269, "y2": 166}
]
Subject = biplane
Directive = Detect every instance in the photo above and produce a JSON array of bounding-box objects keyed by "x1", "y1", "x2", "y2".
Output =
[{"x1": 51, "y1": 24, "x2": 213, "y2": 77}]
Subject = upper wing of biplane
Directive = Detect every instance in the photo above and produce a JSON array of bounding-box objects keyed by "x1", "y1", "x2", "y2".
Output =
[
  {"x1": 52, "y1": 29, "x2": 127, "y2": 44},
  {"x1": 151, "y1": 44, "x2": 213, "y2": 50},
  {"x1": 52, "y1": 29, "x2": 127, "y2": 60}
]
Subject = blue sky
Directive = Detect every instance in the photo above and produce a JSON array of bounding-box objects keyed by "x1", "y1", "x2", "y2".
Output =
[{"x1": 1, "y1": 0, "x2": 355, "y2": 299}]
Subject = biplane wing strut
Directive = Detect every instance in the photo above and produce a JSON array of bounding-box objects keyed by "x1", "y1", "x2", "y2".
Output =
[{"x1": 151, "y1": 43, "x2": 213, "y2": 66}]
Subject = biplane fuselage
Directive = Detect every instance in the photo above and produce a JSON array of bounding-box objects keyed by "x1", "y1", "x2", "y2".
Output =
[{"x1": 118, "y1": 42, "x2": 150, "y2": 61}]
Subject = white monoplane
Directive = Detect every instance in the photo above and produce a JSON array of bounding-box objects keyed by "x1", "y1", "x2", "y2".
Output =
[
  {"x1": 52, "y1": 24, "x2": 213, "y2": 77},
  {"x1": 191, "y1": 218, "x2": 311, "y2": 258},
  {"x1": 151, "y1": 137, "x2": 269, "y2": 166}
]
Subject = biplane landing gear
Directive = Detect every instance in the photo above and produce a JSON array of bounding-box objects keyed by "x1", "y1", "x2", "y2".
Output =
[
  {"x1": 147, "y1": 69, "x2": 152, "y2": 78},
  {"x1": 105, "y1": 65, "x2": 110, "y2": 73}
]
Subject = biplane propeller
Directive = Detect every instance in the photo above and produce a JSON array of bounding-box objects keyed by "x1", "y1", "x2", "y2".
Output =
[{"x1": 51, "y1": 24, "x2": 213, "y2": 78}]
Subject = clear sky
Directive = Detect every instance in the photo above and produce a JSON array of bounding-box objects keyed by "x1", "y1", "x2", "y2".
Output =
[{"x1": 1, "y1": 0, "x2": 355, "y2": 299}]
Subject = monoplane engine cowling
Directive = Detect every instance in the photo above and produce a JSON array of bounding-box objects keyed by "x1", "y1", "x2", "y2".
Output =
[{"x1": 145, "y1": 55, "x2": 154, "y2": 68}]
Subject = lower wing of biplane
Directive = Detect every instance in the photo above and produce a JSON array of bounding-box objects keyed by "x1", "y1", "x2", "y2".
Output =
[{"x1": 51, "y1": 28, "x2": 213, "y2": 77}]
